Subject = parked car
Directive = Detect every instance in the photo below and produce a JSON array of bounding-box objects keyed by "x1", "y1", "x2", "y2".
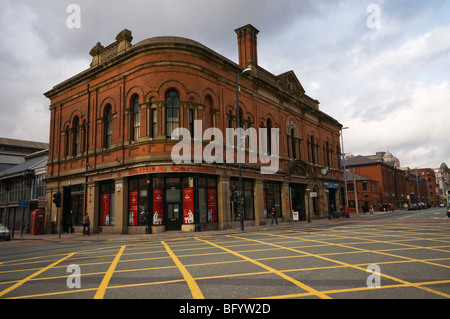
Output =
[
  {"x1": 440, "y1": 203, "x2": 446, "y2": 207},
  {"x1": 0, "y1": 224, "x2": 11, "y2": 241},
  {"x1": 408, "y1": 204, "x2": 417, "y2": 211}
]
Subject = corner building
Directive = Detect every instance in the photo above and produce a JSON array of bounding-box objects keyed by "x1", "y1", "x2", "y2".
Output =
[{"x1": 44, "y1": 25, "x2": 344, "y2": 234}]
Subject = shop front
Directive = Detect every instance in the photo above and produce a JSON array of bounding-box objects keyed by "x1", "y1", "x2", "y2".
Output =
[{"x1": 93, "y1": 165, "x2": 219, "y2": 234}]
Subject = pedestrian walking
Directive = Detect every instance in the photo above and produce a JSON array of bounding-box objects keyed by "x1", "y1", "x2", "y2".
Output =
[
  {"x1": 83, "y1": 213, "x2": 90, "y2": 236},
  {"x1": 270, "y1": 207, "x2": 278, "y2": 226},
  {"x1": 369, "y1": 206, "x2": 374, "y2": 214}
]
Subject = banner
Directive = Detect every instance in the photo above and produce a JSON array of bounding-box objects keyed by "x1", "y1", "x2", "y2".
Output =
[
  {"x1": 183, "y1": 188, "x2": 194, "y2": 224},
  {"x1": 129, "y1": 190, "x2": 138, "y2": 226},
  {"x1": 207, "y1": 188, "x2": 217, "y2": 223},
  {"x1": 100, "y1": 193, "x2": 110, "y2": 226},
  {"x1": 153, "y1": 188, "x2": 164, "y2": 225}
]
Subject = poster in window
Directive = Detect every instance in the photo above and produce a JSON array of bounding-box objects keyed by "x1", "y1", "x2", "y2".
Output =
[
  {"x1": 129, "y1": 190, "x2": 138, "y2": 226},
  {"x1": 207, "y1": 188, "x2": 217, "y2": 223},
  {"x1": 153, "y1": 188, "x2": 164, "y2": 225},
  {"x1": 100, "y1": 193, "x2": 110, "y2": 226},
  {"x1": 183, "y1": 188, "x2": 194, "y2": 224},
  {"x1": 263, "y1": 190, "x2": 267, "y2": 218}
]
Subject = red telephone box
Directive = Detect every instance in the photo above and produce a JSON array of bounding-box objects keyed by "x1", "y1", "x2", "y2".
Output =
[{"x1": 30, "y1": 209, "x2": 45, "y2": 235}]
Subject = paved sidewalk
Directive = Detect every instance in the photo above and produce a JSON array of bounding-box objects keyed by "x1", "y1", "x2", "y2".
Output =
[{"x1": 9, "y1": 211, "x2": 390, "y2": 243}]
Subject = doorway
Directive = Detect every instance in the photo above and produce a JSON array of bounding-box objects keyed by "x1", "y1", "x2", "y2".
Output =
[
  {"x1": 165, "y1": 178, "x2": 182, "y2": 230},
  {"x1": 290, "y1": 184, "x2": 306, "y2": 221}
]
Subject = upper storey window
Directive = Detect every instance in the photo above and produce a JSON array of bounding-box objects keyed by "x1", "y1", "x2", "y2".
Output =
[
  {"x1": 166, "y1": 90, "x2": 180, "y2": 138},
  {"x1": 132, "y1": 95, "x2": 140, "y2": 141},
  {"x1": 104, "y1": 105, "x2": 112, "y2": 148}
]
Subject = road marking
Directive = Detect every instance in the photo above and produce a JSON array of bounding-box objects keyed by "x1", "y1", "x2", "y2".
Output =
[
  {"x1": 162, "y1": 241, "x2": 204, "y2": 299},
  {"x1": 268, "y1": 231, "x2": 450, "y2": 298},
  {"x1": 94, "y1": 245, "x2": 125, "y2": 299},
  {"x1": 197, "y1": 237, "x2": 332, "y2": 299},
  {"x1": 0, "y1": 252, "x2": 75, "y2": 298}
]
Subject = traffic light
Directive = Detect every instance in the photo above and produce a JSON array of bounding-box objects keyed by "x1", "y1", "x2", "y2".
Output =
[
  {"x1": 230, "y1": 186, "x2": 237, "y2": 202},
  {"x1": 53, "y1": 191, "x2": 61, "y2": 207}
]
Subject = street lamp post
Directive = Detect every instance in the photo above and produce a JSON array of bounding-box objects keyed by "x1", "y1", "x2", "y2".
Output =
[
  {"x1": 341, "y1": 127, "x2": 349, "y2": 217},
  {"x1": 236, "y1": 67, "x2": 252, "y2": 231}
]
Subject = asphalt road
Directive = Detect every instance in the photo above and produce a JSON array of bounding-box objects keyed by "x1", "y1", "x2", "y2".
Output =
[{"x1": 0, "y1": 207, "x2": 449, "y2": 313}]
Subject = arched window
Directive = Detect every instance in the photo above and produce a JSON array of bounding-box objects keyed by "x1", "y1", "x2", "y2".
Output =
[
  {"x1": 131, "y1": 96, "x2": 140, "y2": 141},
  {"x1": 310, "y1": 136, "x2": 316, "y2": 164},
  {"x1": 104, "y1": 105, "x2": 112, "y2": 148},
  {"x1": 267, "y1": 119, "x2": 272, "y2": 156},
  {"x1": 337, "y1": 144, "x2": 341, "y2": 169},
  {"x1": 64, "y1": 125, "x2": 70, "y2": 157},
  {"x1": 73, "y1": 117, "x2": 80, "y2": 156},
  {"x1": 326, "y1": 141, "x2": 330, "y2": 167},
  {"x1": 166, "y1": 90, "x2": 179, "y2": 138},
  {"x1": 291, "y1": 128, "x2": 296, "y2": 160}
]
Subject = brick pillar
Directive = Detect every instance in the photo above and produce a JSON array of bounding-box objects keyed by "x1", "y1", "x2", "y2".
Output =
[{"x1": 235, "y1": 24, "x2": 259, "y2": 68}]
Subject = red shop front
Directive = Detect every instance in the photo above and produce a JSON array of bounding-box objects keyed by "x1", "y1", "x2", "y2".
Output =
[{"x1": 127, "y1": 174, "x2": 218, "y2": 232}]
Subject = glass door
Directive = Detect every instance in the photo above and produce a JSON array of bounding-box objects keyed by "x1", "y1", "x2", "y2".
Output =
[{"x1": 165, "y1": 178, "x2": 181, "y2": 230}]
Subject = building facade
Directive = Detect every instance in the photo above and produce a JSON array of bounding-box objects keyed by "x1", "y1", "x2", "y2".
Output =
[
  {"x1": 44, "y1": 25, "x2": 344, "y2": 234},
  {"x1": 344, "y1": 170, "x2": 381, "y2": 213},
  {"x1": 345, "y1": 154, "x2": 432, "y2": 211},
  {"x1": 0, "y1": 149, "x2": 48, "y2": 234}
]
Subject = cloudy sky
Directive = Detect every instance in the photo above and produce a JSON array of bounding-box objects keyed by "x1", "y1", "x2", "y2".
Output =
[{"x1": 1, "y1": 0, "x2": 449, "y2": 169}]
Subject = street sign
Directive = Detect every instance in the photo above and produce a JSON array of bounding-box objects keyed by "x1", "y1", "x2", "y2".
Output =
[
  {"x1": 18, "y1": 201, "x2": 28, "y2": 209},
  {"x1": 310, "y1": 192, "x2": 317, "y2": 198}
]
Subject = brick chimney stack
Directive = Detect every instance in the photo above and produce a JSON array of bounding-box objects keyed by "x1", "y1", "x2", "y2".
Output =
[{"x1": 235, "y1": 24, "x2": 259, "y2": 68}]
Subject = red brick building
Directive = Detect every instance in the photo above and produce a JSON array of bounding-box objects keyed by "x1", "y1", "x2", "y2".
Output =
[
  {"x1": 345, "y1": 155, "x2": 432, "y2": 212},
  {"x1": 417, "y1": 168, "x2": 438, "y2": 206},
  {"x1": 44, "y1": 25, "x2": 344, "y2": 234},
  {"x1": 345, "y1": 170, "x2": 381, "y2": 213}
]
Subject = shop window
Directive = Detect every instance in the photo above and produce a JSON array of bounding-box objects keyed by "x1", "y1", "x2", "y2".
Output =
[
  {"x1": 230, "y1": 178, "x2": 254, "y2": 220},
  {"x1": 100, "y1": 181, "x2": 115, "y2": 226},
  {"x1": 198, "y1": 177, "x2": 218, "y2": 224},
  {"x1": 129, "y1": 177, "x2": 148, "y2": 226},
  {"x1": 67, "y1": 185, "x2": 84, "y2": 227},
  {"x1": 152, "y1": 178, "x2": 164, "y2": 226},
  {"x1": 264, "y1": 181, "x2": 281, "y2": 218}
]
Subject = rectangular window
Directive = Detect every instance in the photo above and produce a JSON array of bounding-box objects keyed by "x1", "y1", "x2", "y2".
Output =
[
  {"x1": 129, "y1": 178, "x2": 147, "y2": 226},
  {"x1": 264, "y1": 181, "x2": 282, "y2": 218},
  {"x1": 100, "y1": 181, "x2": 115, "y2": 226},
  {"x1": 230, "y1": 178, "x2": 254, "y2": 220}
]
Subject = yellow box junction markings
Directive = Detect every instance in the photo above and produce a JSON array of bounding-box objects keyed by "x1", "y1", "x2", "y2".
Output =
[
  {"x1": 251, "y1": 231, "x2": 450, "y2": 299},
  {"x1": 196, "y1": 237, "x2": 332, "y2": 299},
  {"x1": 162, "y1": 241, "x2": 204, "y2": 299},
  {"x1": 0, "y1": 252, "x2": 76, "y2": 298},
  {"x1": 94, "y1": 245, "x2": 126, "y2": 299}
]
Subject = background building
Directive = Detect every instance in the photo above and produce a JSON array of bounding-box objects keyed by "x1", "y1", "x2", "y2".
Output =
[
  {"x1": 344, "y1": 152, "x2": 438, "y2": 211},
  {"x1": 0, "y1": 144, "x2": 48, "y2": 235},
  {"x1": 44, "y1": 25, "x2": 344, "y2": 234},
  {"x1": 435, "y1": 163, "x2": 449, "y2": 206}
]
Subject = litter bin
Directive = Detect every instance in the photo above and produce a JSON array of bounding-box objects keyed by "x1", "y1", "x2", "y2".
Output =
[{"x1": 30, "y1": 209, "x2": 46, "y2": 235}]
